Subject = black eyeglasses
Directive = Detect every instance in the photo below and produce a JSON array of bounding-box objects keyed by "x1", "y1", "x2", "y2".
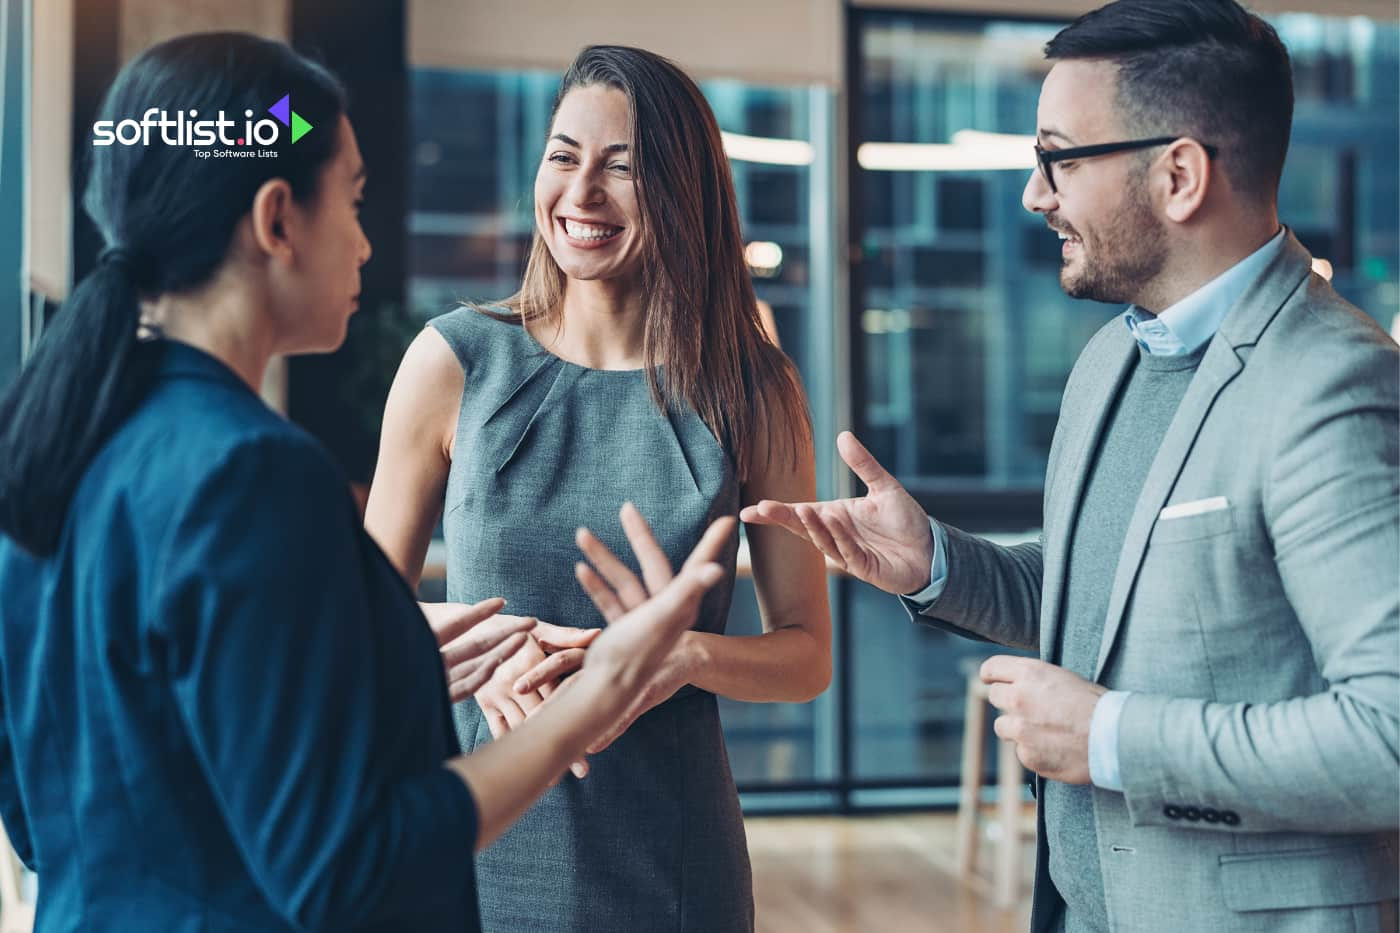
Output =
[{"x1": 1034, "y1": 136, "x2": 1219, "y2": 193}]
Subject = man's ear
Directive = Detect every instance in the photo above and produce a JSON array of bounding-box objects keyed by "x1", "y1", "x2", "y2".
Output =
[
  {"x1": 249, "y1": 178, "x2": 296, "y2": 263},
  {"x1": 1156, "y1": 139, "x2": 1212, "y2": 224}
]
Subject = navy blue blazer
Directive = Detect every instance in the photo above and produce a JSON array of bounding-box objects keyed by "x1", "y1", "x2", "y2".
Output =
[{"x1": 0, "y1": 340, "x2": 480, "y2": 931}]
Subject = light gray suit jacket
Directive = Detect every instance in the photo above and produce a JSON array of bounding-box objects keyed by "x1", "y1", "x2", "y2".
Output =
[{"x1": 913, "y1": 231, "x2": 1400, "y2": 932}]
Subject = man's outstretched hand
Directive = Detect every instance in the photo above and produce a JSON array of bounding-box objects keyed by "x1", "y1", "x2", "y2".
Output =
[{"x1": 739, "y1": 431, "x2": 933, "y2": 595}]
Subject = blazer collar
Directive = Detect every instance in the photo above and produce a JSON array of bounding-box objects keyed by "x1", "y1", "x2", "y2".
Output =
[{"x1": 1215, "y1": 227, "x2": 1314, "y2": 351}]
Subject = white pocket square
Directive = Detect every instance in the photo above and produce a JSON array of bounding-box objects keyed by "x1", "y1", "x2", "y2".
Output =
[{"x1": 1159, "y1": 496, "x2": 1229, "y2": 520}]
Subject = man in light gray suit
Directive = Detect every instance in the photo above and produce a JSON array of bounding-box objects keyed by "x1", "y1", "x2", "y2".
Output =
[{"x1": 743, "y1": 1, "x2": 1399, "y2": 930}]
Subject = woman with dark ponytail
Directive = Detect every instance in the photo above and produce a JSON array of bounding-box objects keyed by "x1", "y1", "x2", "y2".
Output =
[{"x1": 0, "y1": 31, "x2": 732, "y2": 932}]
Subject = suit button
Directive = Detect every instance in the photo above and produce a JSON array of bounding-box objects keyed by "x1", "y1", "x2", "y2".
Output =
[
  {"x1": 1202, "y1": 808, "x2": 1221, "y2": 823},
  {"x1": 1163, "y1": 805, "x2": 1182, "y2": 820},
  {"x1": 1183, "y1": 806, "x2": 1202, "y2": 822},
  {"x1": 1221, "y1": 810, "x2": 1241, "y2": 826}
]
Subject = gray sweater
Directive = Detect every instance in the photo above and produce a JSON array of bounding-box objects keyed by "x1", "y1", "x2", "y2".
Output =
[{"x1": 1048, "y1": 343, "x2": 1207, "y2": 933}]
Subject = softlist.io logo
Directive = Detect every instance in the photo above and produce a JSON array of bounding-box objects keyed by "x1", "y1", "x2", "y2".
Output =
[{"x1": 92, "y1": 93, "x2": 313, "y2": 159}]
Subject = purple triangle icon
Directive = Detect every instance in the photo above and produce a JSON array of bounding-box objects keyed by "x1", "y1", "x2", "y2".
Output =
[{"x1": 268, "y1": 94, "x2": 290, "y2": 126}]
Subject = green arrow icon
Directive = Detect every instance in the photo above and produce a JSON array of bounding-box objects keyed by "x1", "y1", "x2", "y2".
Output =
[{"x1": 290, "y1": 111, "x2": 312, "y2": 145}]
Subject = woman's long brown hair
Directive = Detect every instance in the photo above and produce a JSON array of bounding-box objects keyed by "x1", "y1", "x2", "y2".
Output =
[{"x1": 486, "y1": 44, "x2": 809, "y2": 481}]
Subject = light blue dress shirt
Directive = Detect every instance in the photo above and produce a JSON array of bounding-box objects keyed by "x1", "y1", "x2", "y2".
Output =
[{"x1": 906, "y1": 227, "x2": 1286, "y2": 792}]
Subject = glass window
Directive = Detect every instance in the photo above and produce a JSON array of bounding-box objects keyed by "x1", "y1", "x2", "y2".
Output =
[
  {"x1": 1274, "y1": 14, "x2": 1400, "y2": 328},
  {"x1": 856, "y1": 16, "x2": 1113, "y2": 499}
]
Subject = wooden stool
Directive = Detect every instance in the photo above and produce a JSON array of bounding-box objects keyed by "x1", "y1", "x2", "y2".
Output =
[{"x1": 955, "y1": 660, "x2": 1033, "y2": 909}]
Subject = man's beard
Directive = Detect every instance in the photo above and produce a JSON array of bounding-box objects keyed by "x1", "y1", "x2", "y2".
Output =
[{"x1": 1057, "y1": 186, "x2": 1167, "y2": 306}]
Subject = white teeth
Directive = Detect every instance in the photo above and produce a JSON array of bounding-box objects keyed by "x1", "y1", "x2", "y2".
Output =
[
  {"x1": 1057, "y1": 232, "x2": 1068, "y2": 240},
  {"x1": 564, "y1": 219, "x2": 621, "y2": 241}
]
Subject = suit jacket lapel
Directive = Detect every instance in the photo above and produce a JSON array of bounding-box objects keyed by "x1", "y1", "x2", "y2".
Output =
[
  {"x1": 1090, "y1": 230, "x2": 1314, "y2": 679},
  {"x1": 1040, "y1": 328, "x2": 1136, "y2": 662}
]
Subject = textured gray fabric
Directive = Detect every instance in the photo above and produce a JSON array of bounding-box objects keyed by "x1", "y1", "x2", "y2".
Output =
[
  {"x1": 1050, "y1": 345, "x2": 1205, "y2": 933},
  {"x1": 429, "y1": 308, "x2": 752, "y2": 933},
  {"x1": 906, "y1": 231, "x2": 1399, "y2": 933}
]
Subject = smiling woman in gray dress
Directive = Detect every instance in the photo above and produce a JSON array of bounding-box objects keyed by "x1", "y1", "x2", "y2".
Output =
[{"x1": 365, "y1": 45, "x2": 832, "y2": 933}]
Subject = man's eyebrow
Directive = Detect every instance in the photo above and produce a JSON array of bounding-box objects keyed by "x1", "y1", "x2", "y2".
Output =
[{"x1": 1038, "y1": 127, "x2": 1077, "y2": 146}]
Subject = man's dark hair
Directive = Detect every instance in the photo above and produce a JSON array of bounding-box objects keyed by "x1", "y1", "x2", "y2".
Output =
[{"x1": 1046, "y1": 0, "x2": 1293, "y2": 204}]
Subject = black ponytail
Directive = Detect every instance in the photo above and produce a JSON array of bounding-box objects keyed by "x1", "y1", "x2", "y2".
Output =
[{"x1": 0, "y1": 33, "x2": 346, "y2": 555}]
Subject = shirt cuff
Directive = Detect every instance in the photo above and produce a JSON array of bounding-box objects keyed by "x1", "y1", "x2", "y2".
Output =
[
  {"x1": 1088, "y1": 689, "x2": 1130, "y2": 792},
  {"x1": 902, "y1": 517, "x2": 949, "y2": 608}
]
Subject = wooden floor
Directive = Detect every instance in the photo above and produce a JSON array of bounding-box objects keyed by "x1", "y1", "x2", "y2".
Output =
[{"x1": 746, "y1": 810, "x2": 1034, "y2": 933}]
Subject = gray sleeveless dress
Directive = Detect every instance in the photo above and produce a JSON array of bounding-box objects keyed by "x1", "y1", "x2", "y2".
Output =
[{"x1": 428, "y1": 307, "x2": 753, "y2": 933}]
